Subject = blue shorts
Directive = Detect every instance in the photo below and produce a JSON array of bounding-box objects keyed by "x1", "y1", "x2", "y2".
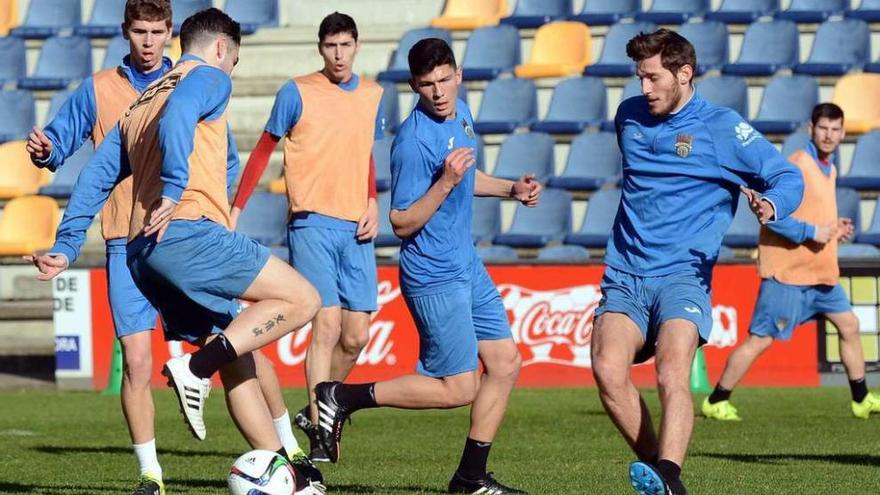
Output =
[
  {"x1": 288, "y1": 225, "x2": 377, "y2": 312},
  {"x1": 750, "y1": 278, "x2": 851, "y2": 341},
  {"x1": 595, "y1": 266, "x2": 713, "y2": 364},
  {"x1": 127, "y1": 219, "x2": 271, "y2": 343},
  {"x1": 106, "y1": 240, "x2": 158, "y2": 338},
  {"x1": 404, "y1": 261, "x2": 512, "y2": 378}
]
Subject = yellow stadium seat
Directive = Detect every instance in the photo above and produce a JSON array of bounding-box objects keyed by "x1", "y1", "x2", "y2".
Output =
[
  {"x1": 0, "y1": 195, "x2": 60, "y2": 256},
  {"x1": 169, "y1": 36, "x2": 181, "y2": 62},
  {"x1": 431, "y1": 0, "x2": 507, "y2": 31},
  {"x1": 831, "y1": 74, "x2": 880, "y2": 135},
  {"x1": 0, "y1": 141, "x2": 50, "y2": 199},
  {"x1": 0, "y1": 0, "x2": 18, "y2": 37},
  {"x1": 514, "y1": 21, "x2": 591, "y2": 79},
  {"x1": 268, "y1": 177, "x2": 286, "y2": 194}
]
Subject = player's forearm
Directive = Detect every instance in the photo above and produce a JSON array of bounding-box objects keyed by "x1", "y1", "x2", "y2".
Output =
[
  {"x1": 474, "y1": 170, "x2": 514, "y2": 198},
  {"x1": 766, "y1": 217, "x2": 816, "y2": 244},
  {"x1": 231, "y1": 132, "x2": 279, "y2": 209},
  {"x1": 759, "y1": 154, "x2": 805, "y2": 222},
  {"x1": 390, "y1": 180, "x2": 454, "y2": 238}
]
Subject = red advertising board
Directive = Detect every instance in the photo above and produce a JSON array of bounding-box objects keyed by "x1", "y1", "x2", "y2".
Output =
[{"x1": 89, "y1": 264, "x2": 819, "y2": 390}]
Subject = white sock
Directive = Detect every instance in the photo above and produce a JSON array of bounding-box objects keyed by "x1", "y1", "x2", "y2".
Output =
[
  {"x1": 273, "y1": 410, "x2": 302, "y2": 455},
  {"x1": 133, "y1": 439, "x2": 162, "y2": 480}
]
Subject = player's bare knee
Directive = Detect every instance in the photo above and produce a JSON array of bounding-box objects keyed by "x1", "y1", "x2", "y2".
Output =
[
  {"x1": 486, "y1": 349, "x2": 521, "y2": 383},
  {"x1": 122, "y1": 351, "x2": 152, "y2": 386},
  {"x1": 656, "y1": 366, "x2": 689, "y2": 396},
  {"x1": 339, "y1": 329, "x2": 369, "y2": 358},
  {"x1": 444, "y1": 375, "x2": 478, "y2": 407},
  {"x1": 591, "y1": 353, "x2": 627, "y2": 391},
  {"x1": 836, "y1": 314, "x2": 860, "y2": 340}
]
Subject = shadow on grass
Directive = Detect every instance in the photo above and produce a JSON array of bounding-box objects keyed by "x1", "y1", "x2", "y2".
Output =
[
  {"x1": 332, "y1": 485, "x2": 447, "y2": 494},
  {"x1": 32, "y1": 445, "x2": 239, "y2": 458},
  {"x1": 696, "y1": 452, "x2": 880, "y2": 467},
  {"x1": 166, "y1": 477, "x2": 228, "y2": 489}
]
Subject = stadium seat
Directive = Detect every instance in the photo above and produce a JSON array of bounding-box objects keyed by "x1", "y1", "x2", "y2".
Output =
[
  {"x1": 373, "y1": 136, "x2": 392, "y2": 192},
  {"x1": 225, "y1": 0, "x2": 279, "y2": 35},
  {"x1": 0, "y1": 140, "x2": 47, "y2": 198},
  {"x1": 679, "y1": 21, "x2": 729, "y2": 75},
  {"x1": 697, "y1": 75, "x2": 749, "y2": 118},
  {"x1": 0, "y1": 0, "x2": 18, "y2": 36},
  {"x1": 76, "y1": 0, "x2": 124, "y2": 38},
  {"x1": 18, "y1": 36, "x2": 92, "y2": 90},
  {"x1": 514, "y1": 22, "x2": 590, "y2": 79},
  {"x1": 102, "y1": 35, "x2": 129, "y2": 70},
  {"x1": 11, "y1": 0, "x2": 80, "y2": 39},
  {"x1": 722, "y1": 19, "x2": 799, "y2": 76},
  {"x1": 494, "y1": 188, "x2": 572, "y2": 248},
  {"x1": 0, "y1": 36, "x2": 25, "y2": 85},
  {"x1": 472, "y1": 197, "x2": 502, "y2": 244},
  {"x1": 570, "y1": 0, "x2": 640, "y2": 25},
  {"x1": 583, "y1": 21, "x2": 656, "y2": 77},
  {"x1": 857, "y1": 206, "x2": 880, "y2": 246},
  {"x1": 781, "y1": 131, "x2": 810, "y2": 158},
  {"x1": 376, "y1": 192, "x2": 400, "y2": 247},
  {"x1": 432, "y1": 0, "x2": 507, "y2": 30},
  {"x1": 475, "y1": 138, "x2": 486, "y2": 171},
  {"x1": 835, "y1": 187, "x2": 861, "y2": 239},
  {"x1": 723, "y1": 194, "x2": 760, "y2": 248},
  {"x1": 378, "y1": 81, "x2": 398, "y2": 133},
  {"x1": 846, "y1": 0, "x2": 880, "y2": 21},
  {"x1": 636, "y1": 0, "x2": 709, "y2": 24},
  {"x1": 837, "y1": 130, "x2": 880, "y2": 189},
  {"x1": 706, "y1": 0, "x2": 780, "y2": 24},
  {"x1": 492, "y1": 132, "x2": 555, "y2": 183},
  {"x1": 831, "y1": 74, "x2": 880, "y2": 134},
  {"x1": 461, "y1": 24, "x2": 521, "y2": 81},
  {"x1": 838, "y1": 243, "x2": 880, "y2": 258},
  {"x1": 531, "y1": 77, "x2": 606, "y2": 134},
  {"x1": 776, "y1": 0, "x2": 847, "y2": 23},
  {"x1": 564, "y1": 187, "x2": 621, "y2": 247},
  {"x1": 599, "y1": 78, "x2": 641, "y2": 131},
  {"x1": 45, "y1": 89, "x2": 73, "y2": 122},
  {"x1": 717, "y1": 245, "x2": 736, "y2": 261},
  {"x1": 794, "y1": 18, "x2": 870, "y2": 76},
  {"x1": 473, "y1": 78, "x2": 537, "y2": 134},
  {"x1": 39, "y1": 145, "x2": 93, "y2": 198},
  {"x1": 549, "y1": 132, "x2": 621, "y2": 191},
  {"x1": 537, "y1": 244, "x2": 591, "y2": 261},
  {"x1": 172, "y1": 0, "x2": 211, "y2": 33},
  {"x1": 0, "y1": 90, "x2": 34, "y2": 143},
  {"x1": 751, "y1": 75, "x2": 818, "y2": 134},
  {"x1": 0, "y1": 195, "x2": 59, "y2": 255},
  {"x1": 378, "y1": 27, "x2": 452, "y2": 82},
  {"x1": 235, "y1": 192, "x2": 288, "y2": 247},
  {"x1": 476, "y1": 245, "x2": 519, "y2": 262},
  {"x1": 501, "y1": 0, "x2": 572, "y2": 29}
]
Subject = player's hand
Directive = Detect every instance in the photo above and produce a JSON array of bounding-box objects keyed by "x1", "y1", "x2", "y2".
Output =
[
  {"x1": 511, "y1": 174, "x2": 542, "y2": 207},
  {"x1": 356, "y1": 197, "x2": 379, "y2": 241},
  {"x1": 229, "y1": 206, "x2": 242, "y2": 231},
  {"x1": 837, "y1": 217, "x2": 855, "y2": 243},
  {"x1": 144, "y1": 197, "x2": 177, "y2": 242},
  {"x1": 23, "y1": 253, "x2": 69, "y2": 281},
  {"x1": 440, "y1": 148, "x2": 475, "y2": 190},
  {"x1": 814, "y1": 222, "x2": 839, "y2": 245},
  {"x1": 740, "y1": 186, "x2": 775, "y2": 225},
  {"x1": 25, "y1": 126, "x2": 53, "y2": 163}
]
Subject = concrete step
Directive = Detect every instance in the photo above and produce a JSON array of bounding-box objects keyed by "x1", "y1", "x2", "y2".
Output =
[
  {"x1": 0, "y1": 299, "x2": 52, "y2": 320},
  {"x1": 0, "y1": 320, "x2": 54, "y2": 356},
  {"x1": 0, "y1": 264, "x2": 53, "y2": 301}
]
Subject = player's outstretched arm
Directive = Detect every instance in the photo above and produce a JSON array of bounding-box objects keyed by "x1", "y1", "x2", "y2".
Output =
[
  {"x1": 28, "y1": 78, "x2": 98, "y2": 171},
  {"x1": 474, "y1": 170, "x2": 542, "y2": 207},
  {"x1": 229, "y1": 131, "x2": 281, "y2": 229}
]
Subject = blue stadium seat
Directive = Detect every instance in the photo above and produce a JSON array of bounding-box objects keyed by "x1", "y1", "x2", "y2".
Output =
[
  {"x1": 378, "y1": 28, "x2": 452, "y2": 82},
  {"x1": 679, "y1": 21, "x2": 728, "y2": 75},
  {"x1": 76, "y1": 0, "x2": 125, "y2": 38},
  {"x1": 537, "y1": 244, "x2": 591, "y2": 261},
  {"x1": 461, "y1": 24, "x2": 521, "y2": 81},
  {"x1": 838, "y1": 243, "x2": 880, "y2": 258},
  {"x1": 376, "y1": 192, "x2": 400, "y2": 247},
  {"x1": 636, "y1": 0, "x2": 709, "y2": 24},
  {"x1": 723, "y1": 194, "x2": 760, "y2": 248},
  {"x1": 723, "y1": 19, "x2": 799, "y2": 76},
  {"x1": 373, "y1": 137, "x2": 392, "y2": 192},
  {"x1": 717, "y1": 245, "x2": 736, "y2": 261},
  {"x1": 172, "y1": 0, "x2": 212, "y2": 33},
  {"x1": 583, "y1": 22, "x2": 656, "y2": 77},
  {"x1": 0, "y1": 90, "x2": 35, "y2": 143},
  {"x1": 751, "y1": 75, "x2": 818, "y2": 134},
  {"x1": 781, "y1": 131, "x2": 810, "y2": 158},
  {"x1": 549, "y1": 132, "x2": 621, "y2": 191},
  {"x1": 492, "y1": 132, "x2": 555, "y2": 183},
  {"x1": 19, "y1": 36, "x2": 92, "y2": 90},
  {"x1": 706, "y1": 0, "x2": 780, "y2": 24},
  {"x1": 475, "y1": 138, "x2": 486, "y2": 171},
  {"x1": 235, "y1": 192, "x2": 288, "y2": 247},
  {"x1": 501, "y1": 0, "x2": 573, "y2": 29},
  {"x1": 0, "y1": 36, "x2": 26, "y2": 85},
  {"x1": 564, "y1": 187, "x2": 621, "y2": 247},
  {"x1": 599, "y1": 77, "x2": 641, "y2": 131},
  {"x1": 102, "y1": 35, "x2": 129, "y2": 70},
  {"x1": 531, "y1": 77, "x2": 606, "y2": 134},
  {"x1": 11, "y1": 0, "x2": 81, "y2": 39},
  {"x1": 837, "y1": 130, "x2": 880, "y2": 190},
  {"x1": 570, "y1": 0, "x2": 640, "y2": 25},
  {"x1": 225, "y1": 0, "x2": 279, "y2": 35},
  {"x1": 697, "y1": 75, "x2": 749, "y2": 118},
  {"x1": 866, "y1": 57, "x2": 880, "y2": 74},
  {"x1": 857, "y1": 206, "x2": 880, "y2": 246},
  {"x1": 835, "y1": 186, "x2": 861, "y2": 239},
  {"x1": 472, "y1": 197, "x2": 501, "y2": 244},
  {"x1": 794, "y1": 19, "x2": 869, "y2": 76},
  {"x1": 476, "y1": 245, "x2": 519, "y2": 263},
  {"x1": 776, "y1": 0, "x2": 848, "y2": 23},
  {"x1": 45, "y1": 90, "x2": 73, "y2": 122},
  {"x1": 846, "y1": 0, "x2": 880, "y2": 21},
  {"x1": 39, "y1": 145, "x2": 94, "y2": 198},
  {"x1": 378, "y1": 81, "x2": 399, "y2": 133},
  {"x1": 473, "y1": 78, "x2": 537, "y2": 134},
  {"x1": 494, "y1": 188, "x2": 572, "y2": 248}
]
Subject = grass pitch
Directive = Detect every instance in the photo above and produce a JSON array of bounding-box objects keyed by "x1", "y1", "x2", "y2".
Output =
[{"x1": 0, "y1": 388, "x2": 877, "y2": 494}]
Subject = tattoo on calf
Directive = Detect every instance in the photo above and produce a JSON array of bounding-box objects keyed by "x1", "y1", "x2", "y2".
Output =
[{"x1": 251, "y1": 314, "x2": 286, "y2": 337}]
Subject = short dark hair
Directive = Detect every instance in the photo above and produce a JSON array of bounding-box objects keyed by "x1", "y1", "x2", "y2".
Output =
[
  {"x1": 408, "y1": 38, "x2": 456, "y2": 77},
  {"x1": 318, "y1": 12, "x2": 358, "y2": 42},
  {"x1": 123, "y1": 0, "x2": 172, "y2": 29},
  {"x1": 811, "y1": 102, "x2": 844, "y2": 125},
  {"x1": 179, "y1": 8, "x2": 241, "y2": 53},
  {"x1": 626, "y1": 28, "x2": 696, "y2": 82}
]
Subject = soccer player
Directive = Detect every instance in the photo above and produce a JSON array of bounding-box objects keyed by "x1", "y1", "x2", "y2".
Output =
[
  {"x1": 703, "y1": 103, "x2": 880, "y2": 421},
  {"x1": 27, "y1": 8, "x2": 323, "y2": 494},
  {"x1": 229, "y1": 12, "x2": 384, "y2": 462},
  {"x1": 313, "y1": 38, "x2": 541, "y2": 494},
  {"x1": 590, "y1": 29, "x2": 804, "y2": 495}
]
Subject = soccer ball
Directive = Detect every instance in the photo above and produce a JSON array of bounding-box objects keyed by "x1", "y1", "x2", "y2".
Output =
[{"x1": 228, "y1": 449, "x2": 298, "y2": 495}]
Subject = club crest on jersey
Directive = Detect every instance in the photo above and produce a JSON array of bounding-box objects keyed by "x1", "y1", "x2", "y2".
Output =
[
  {"x1": 674, "y1": 133, "x2": 693, "y2": 158},
  {"x1": 461, "y1": 118, "x2": 475, "y2": 139}
]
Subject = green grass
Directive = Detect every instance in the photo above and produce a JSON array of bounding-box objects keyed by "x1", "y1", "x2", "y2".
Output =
[{"x1": 0, "y1": 388, "x2": 878, "y2": 494}]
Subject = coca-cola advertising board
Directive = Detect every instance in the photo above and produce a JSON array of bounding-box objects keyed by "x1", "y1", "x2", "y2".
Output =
[{"x1": 81, "y1": 264, "x2": 819, "y2": 390}]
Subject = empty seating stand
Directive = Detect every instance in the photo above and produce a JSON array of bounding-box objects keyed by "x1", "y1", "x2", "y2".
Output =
[
  {"x1": 706, "y1": 0, "x2": 780, "y2": 24},
  {"x1": 0, "y1": 140, "x2": 47, "y2": 198},
  {"x1": 501, "y1": 0, "x2": 572, "y2": 29},
  {"x1": 514, "y1": 21, "x2": 590, "y2": 79},
  {"x1": 0, "y1": 91, "x2": 34, "y2": 143},
  {"x1": 531, "y1": 77, "x2": 607, "y2": 134},
  {"x1": 831, "y1": 74, "x2": 880, "y2": 134},
  {"x1": 225, "y1": 0, "x2": 279, "y2": 35},
  {"x1": 473, "y1": 77, "x2": 537, "y2": 134},
  {"x1": 171, "y1": 0, "x2": 211, "y2": 33},
  {"x1": 0, "y1": 196, "x2": 60, "y2": 256},
  {"x1": 751, "y1": 75, "x2": 819, "y2": 134},
  {"x1": 723, "y1": 19, "x2": 799, "y2": 76},
  {"x1": 76, "y1": 0, "x2": 125, "y2": 38},
  {"x1": 235, "y1": 192, "x2": 288, "y2": 247},
  {"x1": 378, "y1": 27, "x2": 452, "y2": 82},
  {"x1": 461, "y1": 24, "x2": 521, "y2": 81},
  {"x1": 836, "y1": 131, "x2": 880, "y2": 189},
  {"x1": 39, "y1": 145, "x2": 94, "y2": 198},
  {"x1": 679, "y1": 21, "x2": 728, "y2": 75},
  {"x1": 636, "y1": 0, "x2": 709, "y2": 24},
  {"x1": 472, "y1": 197, "x2": 502, "y2": 244},
  {"x1": 776, "y1": 0, "x2": 848, "y2": 23},
  {"x1": 583, "y1": 22, "x2": 656, "y2": 77},
  {"x1": 491, "y1": 132, "x2": 555, "y2": 184},
  {"x1": 11, "y1": 0, "x2": 80, "y2": 39},
  {"x1": 565, "y1": 188, "x2": 621, "y2": 248},
  {"x1": 794, "y1": 18, "x2": 870, "y2": 76},
  {"x1": 494, "y1": 188, "x2": 572, "y2": 248},
  {"x1": 0, "y1": 36, "x2": 25, "y2": 85},
  {"x1": 570, "y1": 0, "x2": 640, "y2": 25},
  {"x1": 549, "y1": 132, "x2": 621, "y2": 191},
  {"x1": 431, "y1": 0, "x2": 506, "y2": 31},
  {"x1": 18, "y1": 36, "x2": 92, "y2": 90}
]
